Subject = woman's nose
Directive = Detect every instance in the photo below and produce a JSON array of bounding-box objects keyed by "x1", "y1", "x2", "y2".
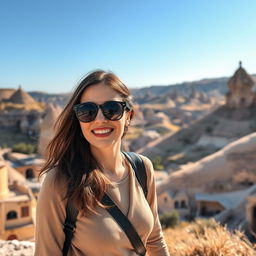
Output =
[{"x1": 94, "y1": 108, "x2": 107, "y2": 122}]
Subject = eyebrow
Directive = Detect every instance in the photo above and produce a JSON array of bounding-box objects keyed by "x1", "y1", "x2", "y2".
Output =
[{"x1": 79, "y1": 99, "x2": 123, "y2": 104}]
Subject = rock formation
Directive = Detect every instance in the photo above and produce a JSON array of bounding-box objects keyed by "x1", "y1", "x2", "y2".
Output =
[
  {"x1": 0, "y1": 89, "x2": 16, "y2": 102},
  {"x1": 139, "y1": 63, "x2": 256, "y2": 169},
  {"x1": 0, "y1": 87, "x2": 44, "y2": 138},
  {"x1": 8, "y1": 86, "x2": 38, "y2": 105},
  {"x1": 226, "y1": 61, "x2": 256, "y2": 109},
  {"x1": 130, "y1": 130, "x2": 160, "y2": 151},
  {"x1": 38, "y1": 103, "x2": 62, "y2": 156},
  {"x1": 157, "y1": 132, "x2": 256, "y2": 195}
]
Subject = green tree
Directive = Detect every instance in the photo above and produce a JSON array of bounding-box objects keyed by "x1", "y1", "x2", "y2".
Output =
[
  {"x1": 151, "y1": 156, "x2": 164, "y2": 170},
  {"x1": 12, "y1": 143, "x2": 37, "y2": 154},
  {"x1": 159, "y1": 211, "x2": 180, "y2": 229}
]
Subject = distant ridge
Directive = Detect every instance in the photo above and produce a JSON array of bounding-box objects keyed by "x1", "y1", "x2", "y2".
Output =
[
  {"x1": 15, "y1": 73, "x2": 256, "y2": 100},
  {"x1": 132, "y1": 74, "x2": 256, "y2": 102}
]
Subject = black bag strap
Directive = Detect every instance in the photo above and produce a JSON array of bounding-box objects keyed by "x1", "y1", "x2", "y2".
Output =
[
  {"x1": 62, "y1": 152, "x2": 147, "y2": 256},
  {"x1": 102, "y1": 194, "x2": 146, "y2": 256},
  {"x1": 122, "y1": 152, "x2": 148, "y2": 198},
  {"x1": 62, "y1": 199, "x2": 79, "y2": 256}
]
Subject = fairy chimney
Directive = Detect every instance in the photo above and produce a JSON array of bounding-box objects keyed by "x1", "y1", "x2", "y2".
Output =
[
  {"x1": 226, "y1": 62, "x2": 255, "y2": 108},
  {"x1": 38, "y1": 103, "x2": 62, "y2": 156},
  {"x1": 8, "y1": 86, "x2": 37, "y2": 105}
]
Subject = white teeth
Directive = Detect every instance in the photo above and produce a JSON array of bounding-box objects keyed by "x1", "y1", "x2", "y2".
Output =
[{"x1": 93, "y1": 129, "x2": 112, "y2": 134}]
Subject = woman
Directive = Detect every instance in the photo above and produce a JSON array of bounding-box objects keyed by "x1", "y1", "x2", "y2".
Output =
[{"x1": 35, "y1": 70, "x2": 170, "y2": 256}]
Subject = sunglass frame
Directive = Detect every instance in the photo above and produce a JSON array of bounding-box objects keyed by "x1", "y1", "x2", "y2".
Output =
[{"x1": 73, "y1": 100, "x2": 131, "y2": 123}]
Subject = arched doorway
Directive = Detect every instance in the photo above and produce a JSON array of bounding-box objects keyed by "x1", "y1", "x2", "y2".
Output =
[
  {"x1": 201, "y1": 206, "x2": 207, "y2": 216},
  {"x1": 6, "y1": 211, "x2": 17, "y2": 220},
  {"x1": 26, "y1": 168, "x2": 34, "y2": 179},
  {"x1": 7, "y1": 234, "x2": 18, "y2": 240}
]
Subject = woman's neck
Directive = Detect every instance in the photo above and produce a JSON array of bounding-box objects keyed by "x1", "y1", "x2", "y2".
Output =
[{"x1": 90, "y1": 144, "x2": 125, "y2": 177}]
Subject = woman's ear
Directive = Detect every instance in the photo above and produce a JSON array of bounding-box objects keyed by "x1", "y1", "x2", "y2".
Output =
[{"x1": 126, "y1": 110, "x2": 133, "y2": 126}]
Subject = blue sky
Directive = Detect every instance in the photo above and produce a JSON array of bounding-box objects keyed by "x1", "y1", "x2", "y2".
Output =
[{"x1": 0, "y1": 0, "x2": 256, "y2": 93}]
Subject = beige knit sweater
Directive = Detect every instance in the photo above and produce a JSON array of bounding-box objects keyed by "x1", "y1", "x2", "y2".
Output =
[{"x1": 34, "y1": 155, "x2": 170, "y2": 256}]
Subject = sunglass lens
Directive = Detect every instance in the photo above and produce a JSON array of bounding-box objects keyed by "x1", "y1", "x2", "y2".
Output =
[
  {"x1": 103, "y1": 101, "x2": 123, "y2": 121},
  {"x1": 76, "y1": 103, "x2": 98, "y2": 122}
]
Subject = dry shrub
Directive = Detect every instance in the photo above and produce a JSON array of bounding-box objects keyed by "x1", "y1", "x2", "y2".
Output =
[{"x1": 163, "y1": 219, "x2": 256, "y2": 256}]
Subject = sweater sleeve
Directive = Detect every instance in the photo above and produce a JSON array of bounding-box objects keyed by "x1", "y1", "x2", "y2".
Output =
[
  {"x1": 34, "y1": 170, "x2": 67, "y2": 256},
  {"x1": 140, "y1": 155, "x2": 170, "y2": 256}
]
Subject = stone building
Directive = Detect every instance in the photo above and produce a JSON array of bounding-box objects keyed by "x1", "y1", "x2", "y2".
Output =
[
  {"x1": 0, "y1": 157, "x2": 35, "y2": 240},
  {"x1": 157, "y1": 190, "x2": 191, "y2": 219},
  {"x1": 226, "y1": 62, "x2": 256, "y2": 108},
  {"x1": 5, "y1": 152, "x2": 44, "y2": 180}
]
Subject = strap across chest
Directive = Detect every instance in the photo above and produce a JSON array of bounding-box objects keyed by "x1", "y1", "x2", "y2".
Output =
[{"x1": 62, "y1": 152, "x2": 148, "y2": 256}]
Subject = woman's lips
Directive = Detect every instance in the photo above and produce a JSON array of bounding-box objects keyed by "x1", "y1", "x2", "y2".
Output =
[{"x1": 91, "y1": 128, "x2": 114, "y2": 137}]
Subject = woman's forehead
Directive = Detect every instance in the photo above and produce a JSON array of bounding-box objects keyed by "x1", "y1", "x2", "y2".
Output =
[{"x1": 80, "y1": 83, "x2": 123, "y2": 103}]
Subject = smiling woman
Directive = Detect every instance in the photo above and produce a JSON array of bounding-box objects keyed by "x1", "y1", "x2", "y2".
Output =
[
  {"x1": 34, "y1": 70, "x2": 170, "y2": 256},
  {"x1": 77, "y1": 84, "x2": 132, "y2": 153}
]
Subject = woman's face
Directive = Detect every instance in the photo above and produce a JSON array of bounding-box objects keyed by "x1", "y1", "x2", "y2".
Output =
[{"x1": 78, "y1": 83, "x2": 131, "y2": 151}]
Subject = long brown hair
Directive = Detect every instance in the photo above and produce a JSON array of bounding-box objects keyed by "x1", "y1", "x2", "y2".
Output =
[{"x1": 40, "y1": 70, "x2": 134, "y2": 216}]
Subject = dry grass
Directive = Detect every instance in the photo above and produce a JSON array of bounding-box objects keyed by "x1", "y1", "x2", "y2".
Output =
[{"x1": 163, "y1": 219, "x2": 256, "y2": 256}]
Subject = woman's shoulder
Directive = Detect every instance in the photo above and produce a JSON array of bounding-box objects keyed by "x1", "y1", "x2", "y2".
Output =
[
  {"x1": 40, "y1": 168, "x2": 68, "y2": 195},
  {"x1": 137, "y1": 154, "x2": 154, "y2": 180},
  {"x1": 138, "y1": 154, "x2": 153, "y2": 168}
]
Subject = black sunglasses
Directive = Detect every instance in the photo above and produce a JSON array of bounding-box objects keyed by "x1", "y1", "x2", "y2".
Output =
[{"x1": 73, "y1": 100, "x2": 131, "y2": 123}]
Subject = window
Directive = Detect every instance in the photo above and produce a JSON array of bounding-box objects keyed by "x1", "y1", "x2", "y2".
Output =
[
  {"x1": 21, "y1": 206, "x2": 29, "y2": 217},
  {"x1": 174, "y1": 201, "x2": 179, "y2": 209},
  {"x1": 181, "y1": 200, "x2": 187, "y2": 209},
  {"x1": 7, "y1": 211, "x2": 17, "y2": 220},
  {"x1": 164, "y1": 196, "x2": 168, "y2": 203},
  {"x1": 25, "y1": 168, "x2": 34, "y2": 179}
]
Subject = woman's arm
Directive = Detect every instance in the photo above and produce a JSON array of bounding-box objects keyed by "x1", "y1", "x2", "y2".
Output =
[
  {"x1": 34, "y1": 170, "x2": 67, "y2": 256},
  {"x1": 140, "y1": 155, "x2": 170, "y2": 256}
]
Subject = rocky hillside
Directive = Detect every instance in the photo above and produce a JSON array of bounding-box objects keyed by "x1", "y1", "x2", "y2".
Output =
[
  {"x1": 132, "y1": 77, "x2": 227, "y2": 104},
  {"x1": 138, "y1": 105, "x2": 256, "y2": 170},
  {"x1": 157, "y1": 132, "x2": 256, "y2": 194}
]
